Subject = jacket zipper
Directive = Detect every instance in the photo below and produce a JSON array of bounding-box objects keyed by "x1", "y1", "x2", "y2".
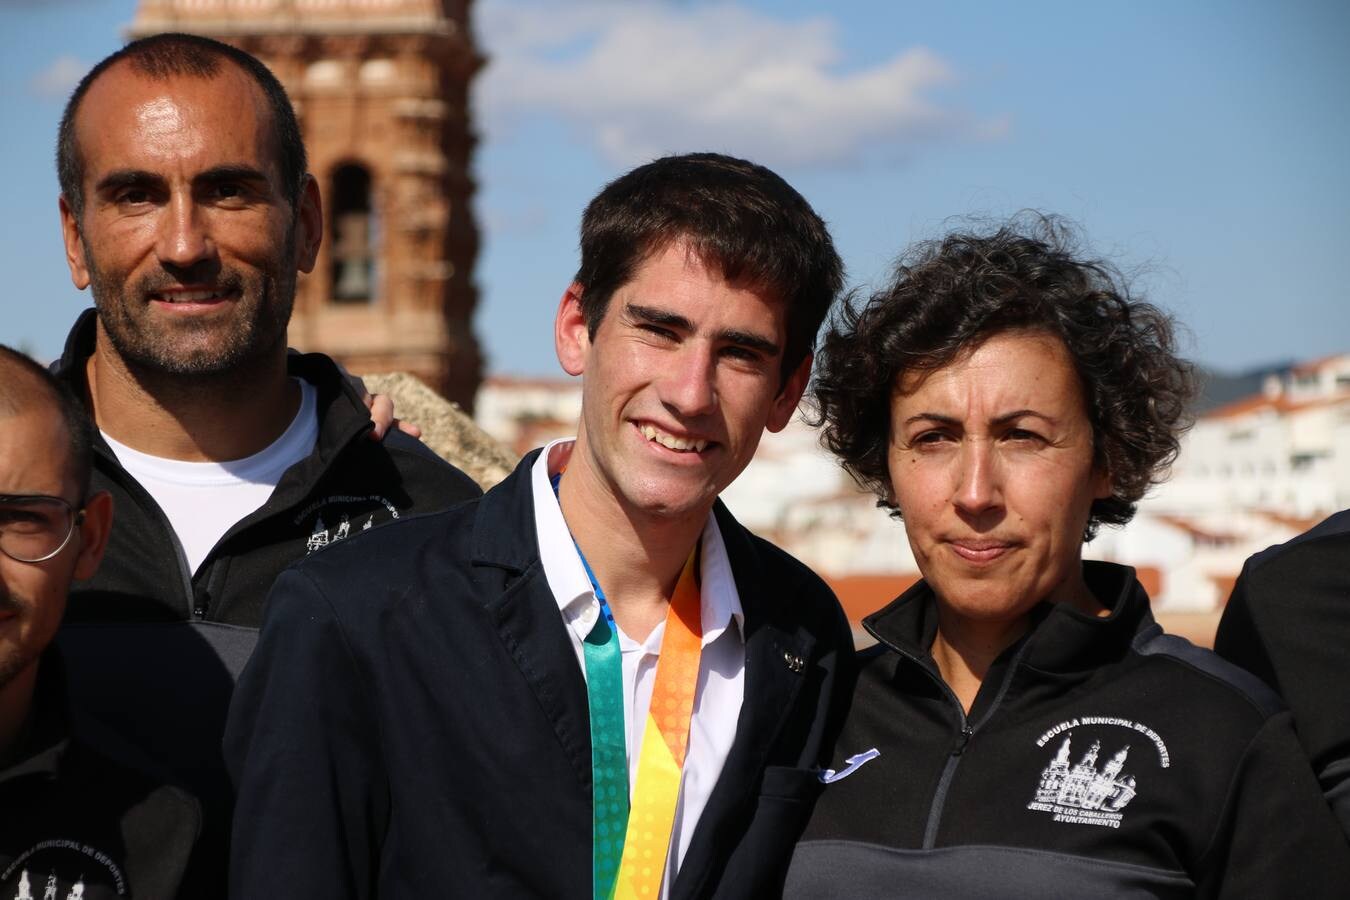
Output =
[
  {"x1": 94, "y1": 446, "x2": 198, "y2": 617},
  {"x1": 915, "y1": 665, "x2": 974, "y2": 849},
  {"x1": 866, "y1": 620, "x2": 1034, "y2": 850}
]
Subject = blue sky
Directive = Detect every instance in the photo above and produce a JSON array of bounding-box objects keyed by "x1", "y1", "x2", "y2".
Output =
[{"x1": 3, "y1": 0, "x2": 1347, "y2": 376}]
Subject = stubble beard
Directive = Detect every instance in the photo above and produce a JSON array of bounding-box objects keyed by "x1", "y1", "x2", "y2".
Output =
[
  {"x1": 84, "y1": 232, "x2": 297, "y2": 384},
  {"x1": 0, "y1": 594, "x2": 41, "y2": 695}
]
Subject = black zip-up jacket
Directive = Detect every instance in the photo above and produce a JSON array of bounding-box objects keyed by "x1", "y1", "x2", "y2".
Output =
[
  {"x1": 786, "y1": 562, "x2": 1350, "y2": 898},
  {"x1": 52, "y1": 308, "x2": 482, "y2": 626},
  {"x1": 49, "y1": 308, "x2": 481, "y2": 892},
  {"x1": 1, "y1": 653, "x2": 200, "y2": 899},
  {"x1": 1215, "y1": 508, "x2": 1350, "y2": 837}
]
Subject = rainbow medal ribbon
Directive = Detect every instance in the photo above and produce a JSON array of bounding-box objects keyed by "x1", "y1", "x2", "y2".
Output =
[
  {"x1": 578, "y1": 552, "x2": 630, "y2": 900},
  {"x1": 613, "y1": 548, "x2": 702, "y2": 900},
  {"x1": 553, "y1": 473, "x2": 629, "y2": 900},
  {"x1": 552, "y1": 472, "x2": 703, "y2": 900}
]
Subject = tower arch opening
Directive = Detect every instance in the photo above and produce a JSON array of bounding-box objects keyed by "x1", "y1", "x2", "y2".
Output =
[{"x1": 330, "y1": 162, "x2": 378, "y2": 304}]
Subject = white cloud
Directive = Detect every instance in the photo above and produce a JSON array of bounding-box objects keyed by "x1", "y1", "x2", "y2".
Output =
[
  {"x1": 28, "y1": 54, "x2": 87, "y2": 100},
  {"x1": 477, "y1": 0, "x2": 1002, "y2": 169},
  {"x1": 483, "y1": 203, "x2": 551, "y2": 237}
]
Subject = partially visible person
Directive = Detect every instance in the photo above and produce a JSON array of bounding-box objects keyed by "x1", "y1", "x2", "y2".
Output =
[
  {"x1": 787, "y1": 217, "x2": 1350, "y2": 898},
  {"x1": 226, "y1": 152, "x2": 853, "y2": 899},
  {"x1": 0, "y1": 345, "x2": 200, "y2": 898},
  {"x1": 1215, "y1": 510, "x2": 1350, "y2": 836},
  {"x1": 51, "y1": 32, "x2": 479, "y2": 889}
]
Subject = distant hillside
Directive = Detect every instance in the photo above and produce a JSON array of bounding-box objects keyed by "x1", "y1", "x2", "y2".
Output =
[{"x1": 1192, "y1": 361, "x2": 1295, "y2": 413}]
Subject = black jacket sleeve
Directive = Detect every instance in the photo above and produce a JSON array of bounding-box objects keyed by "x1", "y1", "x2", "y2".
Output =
[
  {"x1": 704, "y1": 578, "x2": 856, "y2": 900},
  {"x1": 1193, "y1": 711, "x2": 1350, "y2": 897},
  {"x1": 1216, "y1": 555, "x2": 1350, "y2": 832},
  {"x1": 223, "y1": 567, "x2": 388, "y2": 899}
]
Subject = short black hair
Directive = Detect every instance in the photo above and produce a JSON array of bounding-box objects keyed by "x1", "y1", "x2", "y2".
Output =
[
  {"x1": 0, "y1": 346, "x2": 96, "y2": 502},
  {"x1": 574, "y1": 153, "x2": 844, "y2": 382},
  {"x1": 811, "y1": 214, "x2": 1194, "y2": 538},
  {"x1": 57, "y1": 32, "x2": 307, "y2": 217}
]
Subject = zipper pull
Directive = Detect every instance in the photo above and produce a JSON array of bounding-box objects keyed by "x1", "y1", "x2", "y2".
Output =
[
  {"x1": 953, "y1": 724, "x2": 974, "y2": 756},
  {"x1": 193, "y1": 589, "x2": 209, "y2": 620}
]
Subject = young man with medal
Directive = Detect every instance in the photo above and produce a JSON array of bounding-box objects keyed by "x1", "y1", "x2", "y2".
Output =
[{"x1": 225, "y1": 153, "x2": 854, "y2": 899}]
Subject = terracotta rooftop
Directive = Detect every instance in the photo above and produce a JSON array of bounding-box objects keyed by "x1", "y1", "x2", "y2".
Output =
[
  {"x1": 1204, "y1": 388, "x2": 1349, "y2": 421},
  {"x1": 823, "y1": 572, "x2": 921, "y2": 626},
  {"x1": 1209, "y1": 572, "x2": 1240, "y2": 607},
  {"x1": 1154, "y1": 514, "x2": 1238, "y2": 544},
  {"x1": 482, "y1": 375, "x2": 579, "y2": 392},
  {"x1": 1288, "y1": 353, "x2": 1350, "y2": 377},
  {"x1": 1203, "y1": 393, "x2": 1298, "y2": 420},
  {"x1": 1133, "y1": 565, "x2": 1162, "y2": 599},
  {"x1": 1255, "y1": 510, "x2": 1323, "y2": 534}
]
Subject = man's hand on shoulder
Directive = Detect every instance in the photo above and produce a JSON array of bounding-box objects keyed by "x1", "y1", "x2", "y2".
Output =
[
  {"x1": 290, "y1": 348, "x2": 423, "y2": 441},
  {"x1": 361, "y1": 387, "x2": 421, "y2": 442}
]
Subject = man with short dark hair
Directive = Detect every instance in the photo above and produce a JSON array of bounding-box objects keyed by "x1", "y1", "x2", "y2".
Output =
[
  {"x1": 0, "y1": 345, "x2": 199, "y2": 898},
  {"x1": 49, "y1": 32, "x2": 480, "y2": 887},
  {"x1": 227, "y1": 152, "x2": 853, "y2": 898}
]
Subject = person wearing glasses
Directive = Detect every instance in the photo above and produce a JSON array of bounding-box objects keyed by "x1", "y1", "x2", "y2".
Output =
[{"x1": 0, "y1": 345, "x2": 200, "y2": 898}]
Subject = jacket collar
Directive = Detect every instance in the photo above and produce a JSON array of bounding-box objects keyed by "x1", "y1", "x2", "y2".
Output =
[
  {"x1": 469, "y1": 454, "x2": 818, "y2": 899},
  {"x1": 52, "y1": 308, "x2": 374, "y2": 508},
  {"x1": 471, "y1": 450, "x2": 814, "y2": 660},
  {"x1": 863, "y1": 560, "x2": 1155, "y2": 675},
  {"x1": 472, "y1": 449, "x2": 544, "y2": 574},
  {"x1": 675, "y1": 503, "x2": 817, "y2": 900}
]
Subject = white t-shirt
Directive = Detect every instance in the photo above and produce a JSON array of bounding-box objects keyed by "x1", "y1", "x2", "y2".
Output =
[{"x1": 102, "y1": 379, "x2": 320, "y2": 574}]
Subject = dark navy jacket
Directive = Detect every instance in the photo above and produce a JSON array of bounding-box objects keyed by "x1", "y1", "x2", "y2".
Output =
[
  {"x1": 787, "y1": 562, "x2": 1350, "y2": 898},
  {"x1": 225, "y1": 452, "x2": 854, "y2": 899},
  {"x1": 51, "y1": 309, "x2": 482, "y2": 629},
  {"x1": 1216, "y1": 508, "x2": 1350, "y2": 835}
]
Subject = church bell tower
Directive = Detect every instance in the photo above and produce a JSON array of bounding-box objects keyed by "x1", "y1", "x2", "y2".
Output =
[{"x1": 130, "y1": 0, "x2": 484, "y2": 411}]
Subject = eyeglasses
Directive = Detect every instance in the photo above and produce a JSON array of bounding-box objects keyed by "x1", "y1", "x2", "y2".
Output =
[{"x1": 0, "y1": 494, "x2": 86, "y2": 564}]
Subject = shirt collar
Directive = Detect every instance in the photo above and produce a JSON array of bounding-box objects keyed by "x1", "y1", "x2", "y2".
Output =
[
  {"x1": 697, "y1": 511, "x2": 745, "y2": 646},
  {"x1": 531, "y1": 438, "x2": 744, "y2": 648}
]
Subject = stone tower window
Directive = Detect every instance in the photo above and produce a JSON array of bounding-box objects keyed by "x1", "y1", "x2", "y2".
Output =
[
  {"x1": 330, "y1": 163, "x2": 378, "y2": 304},
  {"x1": 304, "y1": 59, "x2": 345, "y2": 90}
]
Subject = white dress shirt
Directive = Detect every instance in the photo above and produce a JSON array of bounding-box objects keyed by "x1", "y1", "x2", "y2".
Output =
[{"x1": 531, "y1": 438, "x2": 746, "y2": 896}]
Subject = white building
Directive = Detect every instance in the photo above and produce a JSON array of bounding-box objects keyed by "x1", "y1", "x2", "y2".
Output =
[
  {"x1": 1091, "y1": 353, "x2": 1350, "y2": 610},
  {"x1": 475, "y1": 375, "x2": 582, "y2": 458}
]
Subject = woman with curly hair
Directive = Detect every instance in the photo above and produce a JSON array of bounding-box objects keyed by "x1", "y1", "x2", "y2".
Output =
[{"x1": 784, "y1": 217, "x2": 1349, "y2": 898}]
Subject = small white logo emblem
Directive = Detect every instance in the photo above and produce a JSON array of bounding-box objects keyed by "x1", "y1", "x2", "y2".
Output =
[
  {"x1": 1028, "y1": 736, "x2": 1136, "y2": 828},
  {"x1": 1027, "y1": 715, "x2": 1169, "y2": 829},
  {"x1": 819, "y1": 748, "x2": 881, "y2": 784}
]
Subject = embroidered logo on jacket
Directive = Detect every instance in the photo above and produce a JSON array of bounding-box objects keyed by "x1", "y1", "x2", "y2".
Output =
[
  {"x1": 2, "y1": 839, "x2": 127, "y2": 898},
  {"x1": 294, "y1": 494, "x2": 400, "y2": 554},
  {"x1": 818, "y1": 748, "x2": 881, "y2": 784},
  {"x1": 1026, "y1": 716, "x2": 1170, "y2": 829}
]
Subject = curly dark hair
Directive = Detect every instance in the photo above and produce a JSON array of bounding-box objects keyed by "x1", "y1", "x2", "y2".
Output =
[{"x1": 810, "y1": 214, "x2": 1194, "y2": 538}]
